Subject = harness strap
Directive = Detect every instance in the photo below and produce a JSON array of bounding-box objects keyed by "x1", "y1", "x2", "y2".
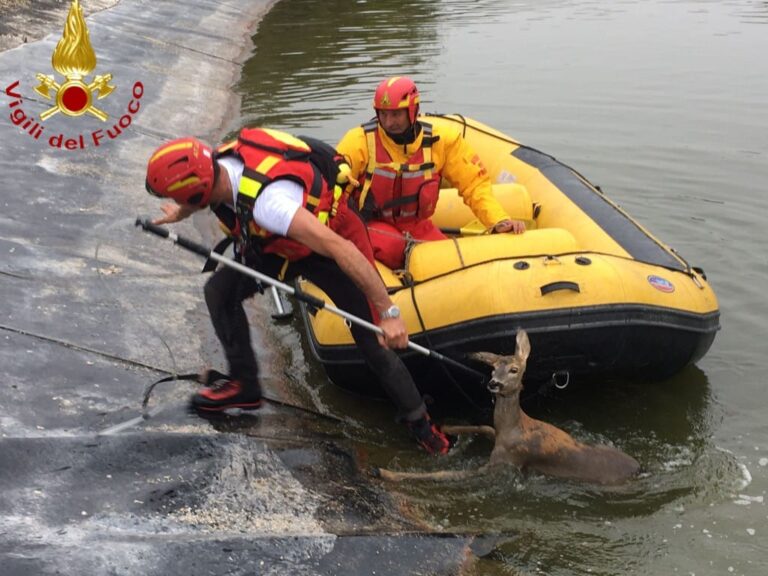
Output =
[
  {"x1": 359, "y1": 124, "x2": 378, "y2": 212},
  {"x1": 372, "y1": 161, "x2": 435, "y2": 172},
  {"x1": 318, "y1": 184, "x2": 344, "y2": 225},
  {"x1": 238, "y1": 135, "x2": 311, "y2": 162},
  {"x1": 277, "y1": 257, "x2": 290, "y2": 281},
  {"x1": 236, "y1": 164, "x2": 275, "y2": 247},
  {"x1": 211, "y1": 202, "x2": 238, "y2": 233},
  {"x1": 202, "y1": 235, "x2": 235, "y2": 273},
  {"x1": 305, "y1": 162, "x2": 323, "y2": 211},
  {"x1": 381, "y1": 193, "x2": 421, "y2": 210},
  {"x1": 422, "y1": 123, "x2": 434, "y2": 181}
]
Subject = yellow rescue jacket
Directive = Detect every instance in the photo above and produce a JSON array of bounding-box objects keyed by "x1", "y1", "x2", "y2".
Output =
[{"x1": 336, "y1": 119, "x2": 510, "y2": 229}]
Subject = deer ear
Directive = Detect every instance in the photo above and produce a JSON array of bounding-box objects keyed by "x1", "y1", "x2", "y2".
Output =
[
  {"x1": 469, "y1": 351, "x2": 502, "y2": 367},
  {"x1": 515, "y1": 330, "x2": 531, "y2": 362}
]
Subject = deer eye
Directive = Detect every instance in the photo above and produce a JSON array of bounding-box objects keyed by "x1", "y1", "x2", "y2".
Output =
[{"x1": 508, "y1": 367, "x2": 518, "y2": 374}]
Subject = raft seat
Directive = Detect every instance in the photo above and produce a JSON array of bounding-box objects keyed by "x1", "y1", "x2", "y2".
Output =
[
  {"x1": 432, "y1": 182, "x2": 535, "y2": 235},
  {"x1": 407, "y1": 228, "x2": 580, "y2": 282}
]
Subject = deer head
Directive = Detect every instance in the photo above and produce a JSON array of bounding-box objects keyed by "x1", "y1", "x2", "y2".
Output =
[{"x1": 470, "y1": 330, "x2": 531, "y2": 398}]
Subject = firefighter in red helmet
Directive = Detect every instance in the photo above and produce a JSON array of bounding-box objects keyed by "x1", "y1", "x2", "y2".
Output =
[
  {"x1": 145, "y1": 129, "x2": 452, "y2": 455},
  {"x1": 337, "y1": 76, "x2": 525, "y2": 269}
]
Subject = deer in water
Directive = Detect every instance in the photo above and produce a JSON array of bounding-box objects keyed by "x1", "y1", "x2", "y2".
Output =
[{"x1": 375, "y1": 330, "x2": 640, "y2": 485}]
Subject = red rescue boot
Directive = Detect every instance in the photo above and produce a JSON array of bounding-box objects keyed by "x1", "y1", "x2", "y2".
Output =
[
  {"x1": 190, "y1": 370, "x2": 262, "y2": 412},
  {"x1": 407, "y1": 413, "x2": 452, "y2": 455}
]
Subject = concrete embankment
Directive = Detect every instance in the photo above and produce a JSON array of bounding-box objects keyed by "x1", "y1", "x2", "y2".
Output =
[{"x1": 0, "y1": 1, "x2": 477, "y2": 574}]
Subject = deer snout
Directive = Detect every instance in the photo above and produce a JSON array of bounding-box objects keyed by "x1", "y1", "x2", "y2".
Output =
[{"x1": 487, "y1": 379, "x2": 502, "y2": 394}]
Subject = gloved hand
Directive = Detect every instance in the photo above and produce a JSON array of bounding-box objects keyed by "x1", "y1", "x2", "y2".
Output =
[{"x1": 336, "y1": 162, "x2": 360, "y2": 189}]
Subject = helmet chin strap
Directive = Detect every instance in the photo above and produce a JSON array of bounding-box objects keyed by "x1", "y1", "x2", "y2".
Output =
[{"x1": 385, "y1": 121, "x2": 420, "y2": 146}]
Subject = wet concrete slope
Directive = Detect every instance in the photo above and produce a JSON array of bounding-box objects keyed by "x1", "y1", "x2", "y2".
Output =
[{"x1": 0, "y1": 1, "x2": 474, "y2": 574}]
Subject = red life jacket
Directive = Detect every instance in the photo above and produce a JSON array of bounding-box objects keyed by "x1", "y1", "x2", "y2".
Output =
[
  {"x1": 213, "y1": 128, "x2": 374, "y2": 265},
  {"x1": 357, "y1": 120, "x2": 442, "y2": 225}
]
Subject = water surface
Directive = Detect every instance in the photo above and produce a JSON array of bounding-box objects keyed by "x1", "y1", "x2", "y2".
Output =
[{"x1": 237, "y1": 1, "x2": 768, "y2": 573}]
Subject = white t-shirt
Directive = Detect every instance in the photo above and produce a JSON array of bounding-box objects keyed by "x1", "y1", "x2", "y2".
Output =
[{"x1": 217, "y1": 156, "x2": 303, "y2": 236}]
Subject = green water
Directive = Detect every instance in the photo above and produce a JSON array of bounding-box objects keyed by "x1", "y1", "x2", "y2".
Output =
[{"x1": 236, "y1": 1, "x2": 768, "y2": 574}]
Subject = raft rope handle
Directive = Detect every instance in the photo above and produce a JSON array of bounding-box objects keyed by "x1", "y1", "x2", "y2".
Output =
[{"x1": 690, "y1": 273, "x2": 703, "y2": 289}]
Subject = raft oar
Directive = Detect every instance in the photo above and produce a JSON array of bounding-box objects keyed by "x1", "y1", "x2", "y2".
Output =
[{"x1": 135, "y1": 218, "x2": 487, "y2": 383}]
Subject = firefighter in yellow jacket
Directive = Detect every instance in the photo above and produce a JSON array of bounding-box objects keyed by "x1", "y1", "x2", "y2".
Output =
[{"x1": 336, "y1": 76, "x2": 526, "y2": 269}]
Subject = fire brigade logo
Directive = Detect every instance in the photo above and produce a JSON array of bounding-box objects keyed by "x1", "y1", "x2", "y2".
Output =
[
  {"x1": 34, "y1": 0, "x2": 114, "y2": 121},
  {"x1": 4, "y1": 0, "x2": 143, "y2": 149},
  {"x1": 379, "y1": 92, "x2": 391, "y2": 107}
]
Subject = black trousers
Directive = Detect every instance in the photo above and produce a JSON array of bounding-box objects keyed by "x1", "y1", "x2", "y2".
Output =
[{"x1": 203, "y1": 253, "x2": 426, "y2": 421}]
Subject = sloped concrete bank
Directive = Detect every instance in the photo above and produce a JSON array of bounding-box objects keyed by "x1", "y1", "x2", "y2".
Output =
[{"x1": 0, "y1": 1, "x2": 478, "y2": 574}]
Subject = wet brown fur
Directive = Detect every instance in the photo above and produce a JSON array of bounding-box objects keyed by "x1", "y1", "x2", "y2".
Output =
[{"x1": 376, "y1": 330, "x2": 640, "y2": 485}]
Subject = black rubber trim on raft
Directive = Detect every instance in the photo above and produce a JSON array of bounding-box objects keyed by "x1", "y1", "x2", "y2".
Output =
[
  {"x1": 321, "y1": 319, "x2": 718, "y2": 389},
  {"x1": 510, "y1": 147, "x2": 685, "y2": 271},
  {"x1": 299, "y1": 300, "x2": 720, "y2": 367}
]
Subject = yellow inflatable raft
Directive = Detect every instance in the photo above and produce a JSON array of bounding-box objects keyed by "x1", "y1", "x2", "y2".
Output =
[{"x1": 297, "y1": 114, "x2": 720, "y2": 394}]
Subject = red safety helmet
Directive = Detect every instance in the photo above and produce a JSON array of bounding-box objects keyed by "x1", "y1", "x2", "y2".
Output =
[
  {"x1": 373, "y1": 76, "x2": 420, "y2": 124},
  {"x1": 145, "y1": 137, "x2": 216, "y2": 206}
]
